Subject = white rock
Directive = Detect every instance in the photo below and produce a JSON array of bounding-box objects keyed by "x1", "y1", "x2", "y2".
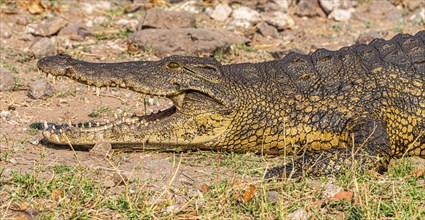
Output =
[
  {"x1": 274, "y1": 0, "x2": 291, "y2": 10},
  {"x1": 93, "y1": 16, "x2": 108, "y2": 25},
  {"x1": 0, "y1": 110, "x2": 10, "y2": 119},
  {"x1": 320, "y1": 0, "x2": 340, "y2": 14},
  {"x1": 322, "y1": 183, "x2": 343, "y2": 198},
  {"x1": 289, "y1": 208, "x2": 308, "y2": 220},
  {"x1": 81, "y1": 3, "x2": 94, "y2": 14},
  {"x1": 210, "y1": 3, "x2": 232, "y2": 21},
  {"x1": 328, "y1": 8, "x2": 352, "y2": 21},
  {"x1": 231, "y1": 6, "x2": 261, "y2": 23},
  {"x1": 168, "y1": 0, "x2": 202, "y2": 14},
  {"x1": 263, "y1": 12, "x2": 295, "y2": 30}
]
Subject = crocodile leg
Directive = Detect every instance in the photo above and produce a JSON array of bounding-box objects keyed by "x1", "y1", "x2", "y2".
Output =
[{"x1": 265, "y1": 118, "x2": 392, "y2": 178}]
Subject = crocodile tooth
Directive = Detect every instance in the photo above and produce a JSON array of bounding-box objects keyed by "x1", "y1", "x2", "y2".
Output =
[
  {"x1": 96, "y1": 87, "x2": 100, "y2": 96},
  {"x1": 88, "y1": 122, "x2": 92, "y2": 127},
  {"x1": 44, "y1": 121, "x2": 48, "y2": 129},
  {"x1": 96, "y1": 122, "x2": 100, "y2": 126},
  {"x1": 52, "y1": 125, "x2": 56, "y2": 130},
  {"x1": 54, "y1": 135, "x2": 60, "y2": 143},
  {"x1": 68, "y1": 119, "x2": 72, "y2": 127},
  {"x1": 59, "y1": 129, "x2": 63, "y2": 133},
  {"x1": 114, "y1": 113, "x2": 118, "y2": 119},
  {"x1": 87, "y1": 85, "x2": 90, "y2": 93}
]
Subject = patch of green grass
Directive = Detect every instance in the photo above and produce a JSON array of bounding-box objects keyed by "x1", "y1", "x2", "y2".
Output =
[
  {"x1": 88, "y1": 107, "x2": 112, "y2": 118},
  {"x1": 93, "y1": 29, "x2": 132, "y2": 40}
]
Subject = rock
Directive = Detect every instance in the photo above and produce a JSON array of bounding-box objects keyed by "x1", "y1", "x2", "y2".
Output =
[
  {"x1": 289, "y1": 208, "x2": 308, "y2": 220},
  {"x1": 355, "y1": 31, "x2": 388, "y2": 44},
  {"x1": 232, "y1": 6, "x2": 261, "y2": 23},
  {"x1": 81, "y1": 1, "x2": 111, "y2": 14},
  {"x1": 209, "y1": 3, "x2": 232, "y2": 21},
  {"x1": 92, "y1": 16, "x2": 108, "y2": 25},
  {"x1": 162, "y1": 203, "x2": 182, "y2": 215},
  {"x1": 296, "y1": 0, "x2": 326, "y2": 17},
  {"x1": 28, "y1": 79, "x2": 53, "y2": 99},
  {"x1": 30, "y1": 37, "x2": 56, "y2": 57},
  {"x1": 319, "y1": 0, "x2": 356, "y2": 14},
  {"x1": 168, "y1": 0, "x2": 202, "y2": 14},
  {"x1": 16, "y1": 15, "x2": 31, "y2": 26},
  {"x1": 0, "y1": 23, "x2": 13, "y2": 38},
  {"x1": 257, "y1": 22, "x2": 279, "y2": 38},
  {"x1": 274, "y1": 0, "x2": 292, "y2": 10},
  {"x1": 29, "y1": 137, "x2": 42, "y2": 145},
  {"x1": 26, "y1": 17, "x2": 68, "y2": 37},
  {"x1": 267, "y1": 191, "x2": 279, "y2": 202},
  {"x1": 58, "y1": 23, "x2": 91, "y2": 41},
  {"x1": 129, "y1": 28, "x2": 248, "y2": 57},
  {"x1": 407, "y1": 0, "x2": 424, "y2": 11},
  {"x1": 140, "y1": 8, "x2": 195, "y2": 30},
  {"x1": 328, "y1": 8, "x2": 352, "y2": 21},
  {"x1": 0, "y1": 110, "x2": 10, "y2": 119},
  {"x1": 322, "y1": 183, "x2": 343, "y2": 198},
  {"x1": 116, "y1": 18, "x2": 139, "y2": 32},
  {"x1": 368, "y1": 0, "x2": 395, "y2": 15},
  {"x1": 0, "y1": 67, "x2": 15, "y2": 91},
  {"x1": 89, "y1": 142, "x2": 112, "y2": 158},
  {"x1": 263, "y1": 12, "x2": 295, "y2": 30}
]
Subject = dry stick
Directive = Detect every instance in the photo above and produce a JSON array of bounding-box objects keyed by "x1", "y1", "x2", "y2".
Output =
[
  {"x1": 63, "y1": 134, "x2": 81, "y2": 166},
  {"x1": 149, "y1": 153, "x2": 183, "y2": 212}
]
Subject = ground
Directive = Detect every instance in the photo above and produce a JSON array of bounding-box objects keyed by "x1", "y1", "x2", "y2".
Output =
[{"x1": 1, "y1": 0, "x2": 425, "y2": 219}]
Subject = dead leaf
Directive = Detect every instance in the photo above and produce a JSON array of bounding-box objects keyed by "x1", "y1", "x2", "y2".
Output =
[
  {"x1": 51, "y1": 190, "x2": 63, "y2": 201},
  {"x1": 243, "y1": 185, "x2": 256, "y2": 202},
  {"x1": 18, "y1": 0, "x2": 45, "y2": 14},
  {"x1": 200, "y1": 184, "x2": 208, "y2": 194},
  {"x1": 404, "y1": 168, "x2": 425, "y2": 179}
]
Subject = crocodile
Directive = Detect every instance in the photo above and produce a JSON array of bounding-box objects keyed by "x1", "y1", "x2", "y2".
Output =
[{"x1": 37, "y1": 31, "x2": 425, "y2": 179}]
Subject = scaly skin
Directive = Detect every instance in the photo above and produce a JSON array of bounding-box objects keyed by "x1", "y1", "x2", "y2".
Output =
[{"x1": 37, "y1": 31, "x2": 425, "y2": 179}]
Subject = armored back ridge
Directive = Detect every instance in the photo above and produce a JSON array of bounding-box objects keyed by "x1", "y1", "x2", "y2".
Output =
[{"x1": 37, "y1": 31, "x2": 425, "y2": 178}]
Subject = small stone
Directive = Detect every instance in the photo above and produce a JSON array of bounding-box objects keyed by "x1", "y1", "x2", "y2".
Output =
[
  {"x1": 322, "y1": 183, "x2": 343, "y2": 198},
  {"x1": 296, "y1": 0, "x2": 326, "y2": 17},
  {"x1": 328, "y1": 8, "x2": 352, "y2": 21},
  {"x1": 162, "y1": 203, "x2": 182, "y2": 215},
  {"x1": 0, "y1": 67, "x2": 15, "y2": 91},
  {"x1": 58, "y1": 22, "x2": 91, "y2": 41},
  {"x1": 356, "y1": 31, "x2": 388, "y2": 44},
  {"x1": 210, "y1": 3, "x2": 232, "y2": 21},
  {"x1": 231, "y1": 6, "x2": 261, "y2": 23},
  {"x1": 89, "y1": 142, "x2": 112, "y2": 158},
  {"x1": 0, "y1": 111, "x2": 10, "y2": 119},
  {"x1": 257, "y1": 22, "x2": 279, "y2": 38},
  {"x1": 113, "y1": 173, "x2": 127, "y2": 186},
  {"x1": 30, "y1": 37, "x2": 56, "y2": 57},
  {"x1": 26, "y1": 17, "x2": 68, "y2": 37},
  {"x1": 103, "y1": 180, "x2": 115, "y2": 188},
  {"x1": 274, "y1": 0, "x2": 292, "y2": 10},
  {"x1": 368, "y1": 0, "x2": 395, "y2": 15},
  {"x1": 289, "y1": 208, "x2": 308, "y2": 220},
  {"x1": 168, "y1": 0, "x2": 202, "y2": 14},
  {"x1": 16, "y1": 15, "x2": 31, "y2": 26},
  {"x1": 267, "y1": 191, "x2": 279, "y2": 202},
  {"x1": 319, "y1": 0, "x2": 339, "y2": 14},
  {"x1": 8, "y1": 158, "x2": 17, "y2": 164},
  {"x1": 29, "y1": 137, "x2": 41, "y2": 145},
  {"x1": 116, "y1": 18, "x2": 139, "y2": 32},
  {"x1": 0, "y1": 23, "x2": 13, "y2": 38},
  {"x1": 28, "y1": 79, "x2": 53, "y2": 99},
  {"x1": 92, "y1": 16, "x2": 108, "y2": 25},
  {"x1": 141, "y1": 8, "x2": 195, "y2": 29},
  {"x1": 263, "y1": 12, "x2": 295, "y2": 30}
]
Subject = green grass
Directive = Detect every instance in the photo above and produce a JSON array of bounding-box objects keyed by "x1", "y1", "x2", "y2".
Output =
[{"x1": 2, "y1": 150, "x2": 424, "y2": 219}]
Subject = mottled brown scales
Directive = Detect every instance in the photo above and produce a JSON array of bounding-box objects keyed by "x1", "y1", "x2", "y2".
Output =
[{"x1": 37, "y1": 31, "x2": 425, "y2": 179}]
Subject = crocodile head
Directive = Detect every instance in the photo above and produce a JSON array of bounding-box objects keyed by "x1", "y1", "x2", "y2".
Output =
[{"x1": 37, "y1": 54, "x2": 237, "y2": 149}]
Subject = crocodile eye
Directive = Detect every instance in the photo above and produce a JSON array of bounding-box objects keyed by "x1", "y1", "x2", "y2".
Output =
[{"x1": 167, "y1": 62, "x2": 181, "y2": 69}]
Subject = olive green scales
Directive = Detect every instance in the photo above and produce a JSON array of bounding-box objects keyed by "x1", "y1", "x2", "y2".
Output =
[{"x1": 37, "y1": 31, "x2": 425, "y2": 178}]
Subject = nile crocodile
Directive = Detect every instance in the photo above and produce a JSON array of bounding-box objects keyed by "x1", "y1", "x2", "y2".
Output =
[{"x1": 37, "y1": 31, "x2": 425, "y2": 179}]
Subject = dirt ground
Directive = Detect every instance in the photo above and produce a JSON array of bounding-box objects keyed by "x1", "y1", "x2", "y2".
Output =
[{"x1": 1, "y1": 0, "x2": 424, "y2": 219}]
